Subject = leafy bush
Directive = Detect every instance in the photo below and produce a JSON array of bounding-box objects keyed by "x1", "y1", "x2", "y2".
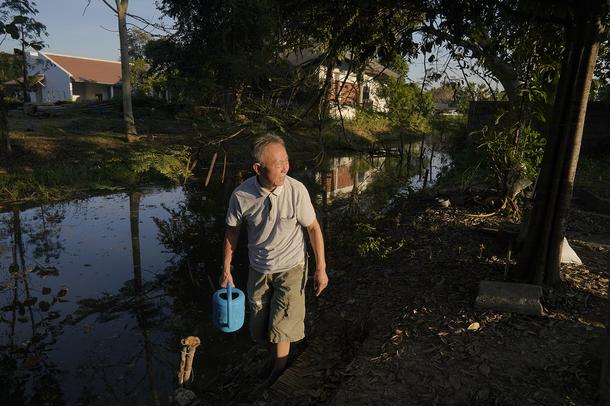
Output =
[
  {"x1": 129, "y1": 146, "x2": 193, "y2": 184},
  {"x1": 354, "y1": 222, "x2": 405, "y2": 259},
  {"x1": 474, "y1": 120, "x2": 545, "y2": 198}
]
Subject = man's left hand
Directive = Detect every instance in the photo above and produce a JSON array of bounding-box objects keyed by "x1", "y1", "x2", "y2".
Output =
[{"x1": 314, "y1": 269, "x2": 328, "y2": 297}]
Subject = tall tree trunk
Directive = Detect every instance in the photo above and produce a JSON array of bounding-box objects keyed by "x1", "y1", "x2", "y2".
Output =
[
  {"x1": 600, "y1": 251, "x2": 610, "y2": 405},
  {"x1": 20, "y1": 24, "x2": 30, "y2": 105},
  {"x1": 0, "y1": 86, "x2": 11, "y2": 156},
  {"x1": 116, "y1": 0, "x2": 138, "y2": 142},
  {"x1": 515, "y1": 0, "x2": 606, "y2": 285}
]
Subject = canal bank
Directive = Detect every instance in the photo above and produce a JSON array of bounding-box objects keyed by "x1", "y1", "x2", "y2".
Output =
[
  {"x1": 2, "y1": 115, "x2": 608, "y2": 405},
  {"x1": 0, "y1": 138, "x2": 453, "y2": 404}
]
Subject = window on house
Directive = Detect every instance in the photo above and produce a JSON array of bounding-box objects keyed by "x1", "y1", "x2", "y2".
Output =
[{"x1": 95, "y1": 93, "x2": 103, "y2": 102}]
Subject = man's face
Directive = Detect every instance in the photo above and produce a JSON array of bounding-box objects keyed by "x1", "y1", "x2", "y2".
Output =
[{"x1": 254, "y1": 143, "x2": 289, "y2": 189}]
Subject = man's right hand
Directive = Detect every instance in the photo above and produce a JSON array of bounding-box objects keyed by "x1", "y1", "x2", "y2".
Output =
[{"x1": 219, "y1": 269, "x2": 234, "y2": 288}]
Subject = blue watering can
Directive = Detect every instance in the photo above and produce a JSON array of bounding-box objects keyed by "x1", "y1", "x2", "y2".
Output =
[{"x1": 212, "y1": 283, "x2": 245, "y2": 333}]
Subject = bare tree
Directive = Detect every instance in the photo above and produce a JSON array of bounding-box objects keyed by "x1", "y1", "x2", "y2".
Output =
[{"x1": 98, "y1": 0, "x2": 139, "y2": 141}]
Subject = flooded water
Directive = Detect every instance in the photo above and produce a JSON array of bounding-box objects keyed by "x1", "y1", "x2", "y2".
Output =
[{"x1": 0, "y1": 140, "x2": 451, "y2": 405}]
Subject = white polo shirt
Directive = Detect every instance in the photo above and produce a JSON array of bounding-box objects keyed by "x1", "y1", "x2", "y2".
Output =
[{"x1": 226, "y1": 175, "x2": 316, "y2": 274}]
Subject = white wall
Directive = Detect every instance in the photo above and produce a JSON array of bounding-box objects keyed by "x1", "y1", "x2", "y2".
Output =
[
  {"x1": 364, "y1": 75, "x2": 388, "y2": 113},
  {"x1": 27, "y1": 51, "x2": 73, "y2": 103},
  {"x1": 317, "y1": 65, "x2": 389, "y2": 118}
]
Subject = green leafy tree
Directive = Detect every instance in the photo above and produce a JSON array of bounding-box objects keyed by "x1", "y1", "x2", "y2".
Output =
[
  {"x1": 159, "y1": 0, "x2": 285, "y2": 121},
  {"x1": 126, "y1": 29, "x2": 167, "y2": 98},
  {"x1": 420, "y1": 0, "x2": 565, "y2": 103},
  {"x1": 2, "y1": 0, "x2": 47, "y2": 104},
  {"x1": 0, "y1": 0, "x2": 46, "y2": 157},
  {"x1": 126, "y1": 27, "x2": 152, "y2": 60},
  {"x1": 379, "y1": 77, "x2": 434, "y2": 134}
]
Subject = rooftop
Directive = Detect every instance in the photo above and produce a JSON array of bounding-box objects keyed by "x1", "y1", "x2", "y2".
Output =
[{"x1": 42, "y1": 52, "x2": 122, "y2": 85}]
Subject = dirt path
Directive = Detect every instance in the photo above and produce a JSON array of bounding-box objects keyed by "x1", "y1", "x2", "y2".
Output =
[
  {"x1": 195, "y1": 194, "x2": 608, "y2": 405},
  {"x1": 249, "y1": 197, "x2": 609, "y2": 405}
]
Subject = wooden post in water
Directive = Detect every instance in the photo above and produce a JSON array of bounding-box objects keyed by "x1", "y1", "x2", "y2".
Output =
[
  {"x1": 419, "y1": 134, "x2": 425, "y2": 180},
  {"x1": 423, "y1": 169, "x2": 429, "y2": 190},
  {"x1": 429, "y1": 143, "x2": 436, "y2": 183},
  {"x1": 406, "y1": 143, "x2": 412, "y2": 178},
  {"x1": 178, "y1": 336, "x2": 201, "y2": 386}
]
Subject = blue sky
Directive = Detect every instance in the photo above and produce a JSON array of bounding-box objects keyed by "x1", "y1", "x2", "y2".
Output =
[{"x1": 1, "y1": 0, "x2": 166, "y2": 60}]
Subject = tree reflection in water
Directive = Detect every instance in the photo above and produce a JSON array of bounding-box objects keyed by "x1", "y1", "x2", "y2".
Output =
[
  {"x1": 68, "y1": 180, "x2": 248, "y2": 404},
  {"x1": 0, "y1": 144, "x2": 452, "y2": 404},
  {"x1": 70, "y1": 191, "x2": 170, "y2": 405},
  {"x1": 0, "y1": 206, "x2": 66, "y2": 405}
]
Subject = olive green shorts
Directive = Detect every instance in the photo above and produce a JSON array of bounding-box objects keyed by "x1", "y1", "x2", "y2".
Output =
[{"x1": 247, "y1": 263, "x2": 308, "y2": 344}]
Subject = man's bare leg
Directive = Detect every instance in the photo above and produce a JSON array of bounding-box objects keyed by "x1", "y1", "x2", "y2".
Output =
[{"x1": 266, "y1": 341, "x2": 289, "y2": 383}]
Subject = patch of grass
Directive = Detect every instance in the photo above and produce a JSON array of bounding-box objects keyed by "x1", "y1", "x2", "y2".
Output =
[
  {"x1": 0, "y1": 136, "x2": 193, "y2": 205},
  {"x1": 344, "y1": 110, "x2": 392, "y2": 141},
  {"x1": 320, "y1": 121, "x2": 374, "y2": 150}
]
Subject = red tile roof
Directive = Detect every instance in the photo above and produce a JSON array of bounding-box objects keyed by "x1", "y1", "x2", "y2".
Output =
[{"x1": 43, "y1": 52, "x2": 122, "y2": 85}]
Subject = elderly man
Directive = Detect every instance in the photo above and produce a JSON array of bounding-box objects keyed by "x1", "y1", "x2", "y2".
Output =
[{"x1": 221, "y1": 133, "x2": 328, "y2": 383}]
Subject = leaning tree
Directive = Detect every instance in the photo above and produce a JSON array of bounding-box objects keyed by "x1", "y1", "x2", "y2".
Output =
[
  {"x1": 421, "y1": 0, "x2": 608, "y2": 285},
  {"x1": 516, "y1": 0, "x2": 609, "y2": 285}
]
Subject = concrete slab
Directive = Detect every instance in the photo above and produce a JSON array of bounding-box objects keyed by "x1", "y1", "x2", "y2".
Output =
[
  {"x1": 475, "y1": 280, "x2": 544, "y2": 316},
  {"x1": 561, "y1": 237, "x2": 583, "y2": 265}
]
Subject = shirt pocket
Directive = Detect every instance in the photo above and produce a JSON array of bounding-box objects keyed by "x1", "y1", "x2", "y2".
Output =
[
  {"x1": 277, "y1": 214, "x2": 297, "y2": 235},
  {"x1": 278, "y1": 205, "x2": 295, "y2": 222}
]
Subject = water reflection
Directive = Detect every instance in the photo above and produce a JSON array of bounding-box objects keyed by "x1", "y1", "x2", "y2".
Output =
[
  {"x1": 0, "y1": 141, "x2": 451, "y2": 404},
  {"x1": 313, "y1": 142, "x2": 451, "y2": 215},
  {"x1": 1, "y1": 191, "x2": 185, "y2": 404},
  {"x1": 0, "y1": 206, "x2": 65, "y2": 404}
]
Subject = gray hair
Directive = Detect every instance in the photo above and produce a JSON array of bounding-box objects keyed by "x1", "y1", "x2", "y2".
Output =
[{"x1": 251, "y1": 133, "x2": 285, "y2": 163}]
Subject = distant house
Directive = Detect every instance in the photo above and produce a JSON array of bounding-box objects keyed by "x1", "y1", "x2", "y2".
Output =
[
  {"x1": 22, "y1": 51, "x2": 123, "y2": 103},
  {"x1": 285, "y1": 49, "x2": 399, "y2": 120},
  {"x1": 435, "y1": 102, "x2": 460, "y2": 116},
  {"x1": 317, "y1": 156, "x2": 379, "y2": 202}
]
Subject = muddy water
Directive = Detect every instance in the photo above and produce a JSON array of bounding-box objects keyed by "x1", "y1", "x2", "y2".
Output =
[{"x1": 0, "y1": 142, "x2": 451, "y2": 405}]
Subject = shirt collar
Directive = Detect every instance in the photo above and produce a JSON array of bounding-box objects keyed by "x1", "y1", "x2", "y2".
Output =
[{"x1": 255, "y1": 176, "x2": 285, "y2": 197}]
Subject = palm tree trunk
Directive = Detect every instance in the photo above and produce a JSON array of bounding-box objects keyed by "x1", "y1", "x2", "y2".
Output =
[
  {"x1": 116, "y1": 0, "x2": 138, "y2": 141},
  {"x1": 515, "y1": 0, "x2": 605, "y2": 285}
]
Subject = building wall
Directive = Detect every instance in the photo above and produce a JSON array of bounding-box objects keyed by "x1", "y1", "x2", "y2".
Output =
[
  {"x1": 27, "y1": 52, "x2": 72, "y2": 103},
  {"x1": 72, "y1": 82, "x2": 115, "y2": 101},
  {"x1": 365, "y1": 76, "x2": 388, "y2": 113},
  {"x1": 319, "y1": 66, "x2": 389, "y2": 119}
]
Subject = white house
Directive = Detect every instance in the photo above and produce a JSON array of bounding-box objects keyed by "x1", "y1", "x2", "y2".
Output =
[
  {"x1": 24, "y1": 51, "x2": 122, "y2": 103},
  {"x1": 285, "y1": 49, "x2": 399, "y2": 120}
]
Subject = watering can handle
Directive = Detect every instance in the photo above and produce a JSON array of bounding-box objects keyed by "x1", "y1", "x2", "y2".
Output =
[{"x1": 226, "y1": 282, "x2": 232, "y2": 326}]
